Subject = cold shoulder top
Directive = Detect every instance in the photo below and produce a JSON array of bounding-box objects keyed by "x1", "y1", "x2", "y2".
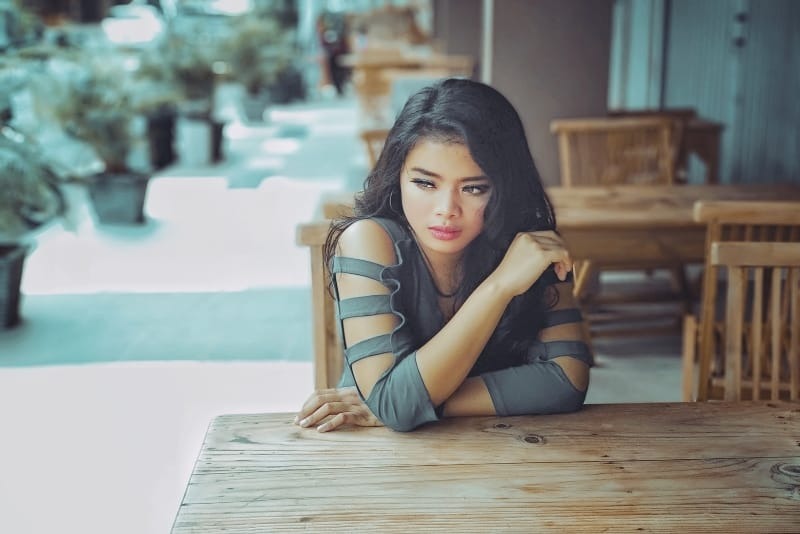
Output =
[{"x1": 331, "y1": 217, "x2": 592, "y2": 431}]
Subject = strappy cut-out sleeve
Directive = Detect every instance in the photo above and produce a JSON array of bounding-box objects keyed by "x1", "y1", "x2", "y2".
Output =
[
  {"x1": 331, "y1": 219, "x2": 440, "y2": 431},
  {"x1": 480, "y1": 278, "x2": 591, "y2": 416}
]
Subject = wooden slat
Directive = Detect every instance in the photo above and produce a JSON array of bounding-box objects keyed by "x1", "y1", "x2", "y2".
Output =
[
  {"x1": 751, "y1": 267, "x2": 763, "y2": 400},
  {"x1": 694, "y1": 200, "x2": 800, "y2": 225},
  {"x1": 711, "y1": 242, "x2": 800, "y2": 267},
  {"x1": 791, "y1": 268, "x2": 800, "y2": 400},
  {"x1": 771, "y1": 268, "x2": 782, "y2": 400},
  {"x1": 724, "y1": 266, "x2": 745, "y2": 401},
  {"x1": 176, "y1": 458, "x2": 800, "y2": 533}
]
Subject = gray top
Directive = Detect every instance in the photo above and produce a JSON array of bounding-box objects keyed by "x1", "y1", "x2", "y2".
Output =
[{"x1": 332, "y1": 218, "x2": 591, "y2": 431}]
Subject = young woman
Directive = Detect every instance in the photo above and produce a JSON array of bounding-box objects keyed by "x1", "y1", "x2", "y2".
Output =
[{"x1": 295, "y1": 78, "x2": 591, "y2": 432}]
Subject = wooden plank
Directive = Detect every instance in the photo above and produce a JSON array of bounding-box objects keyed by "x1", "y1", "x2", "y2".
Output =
[
  {"x1": 711, "y1": 242, "x2": 800, "y2": 267},
  {"x1": 198, "y1": 403, "x2": 799, "y2": 464},
  {"x1": 561, "y1": 226, "x2": 705, "y2": 264},
  {"x1": 174, "y1": 458, "x2": 800, "y2": 533},
  {"x1": 694, "y1": 200, "x2": 800, "y2": 224}
]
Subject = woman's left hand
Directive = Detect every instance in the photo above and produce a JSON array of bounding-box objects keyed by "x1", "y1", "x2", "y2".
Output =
[{"x1": 294, "y1": 387, "x2": 384, "y2": 432}]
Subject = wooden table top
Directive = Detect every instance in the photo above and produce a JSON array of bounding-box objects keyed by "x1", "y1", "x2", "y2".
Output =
[
  {"x1": 545, "y1": 184, "x2": 800, "y2": 228},
  {"x1": 172, "y1": 401, "x2": 800, "y2": 533}
]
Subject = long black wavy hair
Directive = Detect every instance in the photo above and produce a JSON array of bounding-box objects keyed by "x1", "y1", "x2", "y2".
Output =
[{"x1": 324, "y1": 78, "x2": 558, "y2": 372}]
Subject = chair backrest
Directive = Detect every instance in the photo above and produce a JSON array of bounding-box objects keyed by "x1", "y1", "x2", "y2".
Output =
[
  {"x1": 359, "y1": 128, "x2": 390, "y2": 168},
  {"x1": 708, "y1": 241, "x2": 800, "y2": 401},
  {"x1": 692, "y1": 200, "x2": 800, "y2": 400},
  {"x1": 550, "y1": 117, "x2": 676, "y2": 186},
  {"x1": 607, "y1": 108, "x2": 697, "y2": 182}
]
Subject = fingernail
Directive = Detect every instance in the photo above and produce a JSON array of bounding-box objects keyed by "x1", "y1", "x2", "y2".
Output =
[
  {"x1": 317, "y1": 423, "x2": 328, "y2": 432},
  {"x1": 299, "y1": 418, "x2": 310, "y2": 427}
]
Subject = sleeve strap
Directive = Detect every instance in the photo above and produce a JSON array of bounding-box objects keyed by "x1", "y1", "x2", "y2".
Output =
[
  {"x1": 331, "y1": 256, "x2": 385, "y2": 281},
  {"x1": 542, "y1": 308, "x2": 583, "y2": 328},
  {"x1": 344, "y1": 334, "x2": 393, "y2": 364},
  {"x1": 528, "y1": 340, "x2": 593, "y2": 366},
  {"x1": 338, "y1": 294, "x2": 393, "y2": 319}
]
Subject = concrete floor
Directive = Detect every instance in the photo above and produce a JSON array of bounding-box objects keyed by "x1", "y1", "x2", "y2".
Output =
[{"x1": 0, "y1": 94, "x2": 683, "y2": 534}]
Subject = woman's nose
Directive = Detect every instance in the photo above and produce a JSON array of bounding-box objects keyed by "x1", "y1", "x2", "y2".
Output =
[{"x1": 435, "y1": 189, "x2": 460, "y2": 217}]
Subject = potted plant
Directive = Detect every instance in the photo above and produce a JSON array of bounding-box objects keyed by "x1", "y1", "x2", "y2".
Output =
[
  {"x1": 223, "y1": 15, "x2": 295, "y2": 121},
  {"x1": 147, "y1": 28, "x2": 226, "y2": 163},
  {"x1": 131, "y1": 48, "x2": 184, "y2": 170},
  {"x1": 41, "y1": 54, "x2": 151, "y2": 225},
  {"x1": 0, "y1": 125, "x2": 64, "y2": 328}
]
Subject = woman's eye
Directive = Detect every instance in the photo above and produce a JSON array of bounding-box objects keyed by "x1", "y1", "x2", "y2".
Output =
[
  {"x1": 463, "y1": 185, "x2": 490, "y2": 195},
  {"x1": 411, "y1": 178, "x2": 435, "y2": 189}
]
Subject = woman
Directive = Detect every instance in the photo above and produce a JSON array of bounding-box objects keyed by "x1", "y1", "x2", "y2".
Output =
[{"x1": 295, "y1": 79, "x2": 591, "y2": 432}]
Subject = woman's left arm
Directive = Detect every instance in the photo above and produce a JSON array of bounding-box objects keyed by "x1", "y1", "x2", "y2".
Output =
[{"x1": 442, "y1": 281, "x2": 591, "y2": 417}]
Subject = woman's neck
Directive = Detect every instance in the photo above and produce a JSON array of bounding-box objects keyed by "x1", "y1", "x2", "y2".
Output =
[{"x1": 420, "y1": 246, "x2": 463, "y2": 298}]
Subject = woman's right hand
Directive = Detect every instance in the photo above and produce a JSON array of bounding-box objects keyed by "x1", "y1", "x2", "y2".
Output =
[{"x1": 489, "y1": 230, "x2": 573, "y2": 297}]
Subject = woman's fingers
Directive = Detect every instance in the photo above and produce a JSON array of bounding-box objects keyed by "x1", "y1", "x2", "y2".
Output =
[
  {"x1": 297, "y1": 401, "x2": 352, "y2": 428},
  {"x1": 293, "y1": 387, "x2": 381, "y2": 432},
  {"x1": 317, "y1": 412, "x2": 352, "y2": 432},
  {"x1": 297, "y1": 387, "x2": 354, "y2": 419}
]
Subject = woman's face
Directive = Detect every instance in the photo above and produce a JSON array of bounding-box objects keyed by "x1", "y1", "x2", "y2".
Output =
[{"x1": 400, "y1": 139, "x2": 492, "y2": 263}]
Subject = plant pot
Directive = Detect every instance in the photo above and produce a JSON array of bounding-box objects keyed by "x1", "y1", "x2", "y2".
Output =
[
  {"x1": 88, "y1": 172, "x2": 150, "y2": 225},
  {"x1": 0, "y1": 245, "x2": 27, "y2": 328},
  {"x1": 210, "y1": 119, "x2": 225, "y2": 163},
  {"x1": 240, "y1": 89, "x2": 271, "y2": 123},
  {"x1": 175, "y1": 114, "x2": 225, "y2": 166},
  {"x1": 147, "y1": 108, "x2": 177, "y2": 170}
]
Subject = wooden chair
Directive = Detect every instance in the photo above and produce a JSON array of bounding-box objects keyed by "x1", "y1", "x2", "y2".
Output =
[
  {"x1": 551, "y1": 116, "x2": 684, "y2": 337},
  {"x1": 697, "y1": 241, "x2": 800, "y2": 400},
  {"x1": 550, "y1": 117, "x2": 677, "y2": 187},
  {"x1": 359, "y1": 128, "x2": 390, "y2": 168},
  {"x1": 607, "y1": 108, "x2": 696, "y2": 183},
  {"x1": 297, "y1": 221, "x2": 343, "y2": 390},
  {"x1": 682, "y1": 201, "x2": 800, "y2": 401}
]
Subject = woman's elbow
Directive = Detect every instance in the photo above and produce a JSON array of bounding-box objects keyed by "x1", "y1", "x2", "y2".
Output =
[
  {"x1": 365, "y1": 387, "x2": 437, "y2": 432},
  {"x1": 368, "y1": 399, "x2": 429, "y2": 432},
  {"x1": 549, "y1": 383, "x2": 587, "y2": 414}
]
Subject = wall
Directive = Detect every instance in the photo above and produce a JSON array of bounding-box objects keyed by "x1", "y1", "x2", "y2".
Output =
[
  {"x1": 490, "y1": 0, "x2": 614, "y2": 186},
  {"x1": 432, "y1": 0, "x2": 482, "y2": 77},
  {"x1": 608, "y1": 0, "x2": 667, "y2": 109},
  {"x1": 664, "y1": 0, "x2": 800, "y2": 184}
]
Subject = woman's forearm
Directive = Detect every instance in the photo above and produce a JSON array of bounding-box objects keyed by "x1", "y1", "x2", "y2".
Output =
[{"x1": 416, "y1": 276, "x2": 513, "y2": 405}]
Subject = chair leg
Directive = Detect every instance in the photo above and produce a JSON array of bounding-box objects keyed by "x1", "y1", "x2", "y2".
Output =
[
  {"x1": 669, "y1": 265, "x2": 692, "y2": 314},
  {"x1": 682, "y1": 314, "x2": 698, "y2": 401},
  {"x1": 573, "y1": 260, "x2": 594, "y2": 301}
]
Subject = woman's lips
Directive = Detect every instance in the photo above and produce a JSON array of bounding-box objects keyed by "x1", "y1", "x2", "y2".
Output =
[{"x1": 429, "y1": 226, "x2": 462, "y2": 241}]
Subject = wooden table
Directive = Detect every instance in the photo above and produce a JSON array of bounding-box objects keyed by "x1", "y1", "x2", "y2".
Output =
[
  {"x1": 171, "y1": 401, "x2": 800, "y2": 532},
  {"x1": 297, "y1": 184, "x2": 800, "y2": 389}
]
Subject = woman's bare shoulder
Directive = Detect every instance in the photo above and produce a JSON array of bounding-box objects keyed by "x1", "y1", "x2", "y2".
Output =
[{"x1": 338, "y1": 219, "x2": 397, "y2": 265}]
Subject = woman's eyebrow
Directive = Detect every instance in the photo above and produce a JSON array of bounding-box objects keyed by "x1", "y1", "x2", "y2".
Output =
[{"x1": 409, "y1": 167, "x2": 489, "y2": 182}]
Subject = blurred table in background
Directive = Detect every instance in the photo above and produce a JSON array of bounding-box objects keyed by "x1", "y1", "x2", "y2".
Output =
[{"x1": 341, "y1": 48, "x2": 473, "y2": 128}]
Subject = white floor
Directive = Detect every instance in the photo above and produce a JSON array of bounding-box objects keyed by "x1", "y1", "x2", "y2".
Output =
[{"x1": 0, "y1": 361, "x2": 313, "y2": 534}]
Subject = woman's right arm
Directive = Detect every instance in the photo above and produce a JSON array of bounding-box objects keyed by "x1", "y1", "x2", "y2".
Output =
[{"x1": 337, "y1": 220, "x2": 571, "y2": 430}]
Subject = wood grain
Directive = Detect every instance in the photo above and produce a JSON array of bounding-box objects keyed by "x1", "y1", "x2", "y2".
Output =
[{"x1": 172, "y1": 402, "x2": 800, "y2": 533}]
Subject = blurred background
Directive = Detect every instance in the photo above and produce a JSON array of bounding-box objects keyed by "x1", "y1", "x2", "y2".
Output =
[{"x1": 0, "y1": 1, "x2": 798, "y2": 533}]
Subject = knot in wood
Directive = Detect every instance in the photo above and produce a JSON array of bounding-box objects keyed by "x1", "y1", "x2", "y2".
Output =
[
  {"x1": 522, "y1": 433, "x2": 545, "y2": 444},
  {"x1": 776, "y1": 463, "x2": 800, "y2": 478},
  {"x1": 493, "y1": 423, "x2": 512, "y2": 429}
]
